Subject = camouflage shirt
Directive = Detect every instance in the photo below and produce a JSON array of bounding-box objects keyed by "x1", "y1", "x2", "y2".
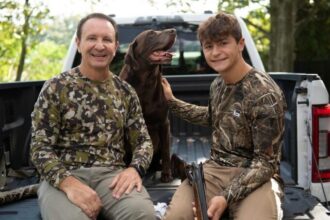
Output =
[
  {"x1": 168, "y1": 69, "x2": 286, "y2": 205},
  {"x1": 30, "y1": 67, "x2": 153, "y2": 188}
]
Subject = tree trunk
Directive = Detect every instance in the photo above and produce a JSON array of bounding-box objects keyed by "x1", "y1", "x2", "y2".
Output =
[
  {"x1": 15, "y1": 37, "x2": 27, "y2": 81},
  {"x1": 268, "y1": 0, "x2": 297, "y2": 72},
  {"x1": 15, "y1": 0, "x2": 30, "y2": 81}
]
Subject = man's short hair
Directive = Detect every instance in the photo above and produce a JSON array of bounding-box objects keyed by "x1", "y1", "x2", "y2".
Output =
[
  {"x1": 76, "y1": 12, "x2": 118, "y2": 41},
  {"x1": 197, "y1": 12, "x2": 242, "y2": 44}
]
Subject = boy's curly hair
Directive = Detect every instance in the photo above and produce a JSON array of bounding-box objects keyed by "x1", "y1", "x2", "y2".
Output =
[{"x1": 197, "y1": 12, "x2": 242, "y2": 44}]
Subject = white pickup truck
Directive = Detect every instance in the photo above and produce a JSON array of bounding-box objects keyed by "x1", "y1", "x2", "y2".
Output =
[{"x1": 0, "y1": 13, "x2": 329, "y2": 219}]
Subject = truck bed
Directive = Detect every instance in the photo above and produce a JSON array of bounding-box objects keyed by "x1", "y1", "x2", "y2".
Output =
[
  {"x1": 1, "y1": 75, "x2": 329, "y2": 219},
  {"x1": 1, "y1": 136, "x2": 329, "y2": 220}
]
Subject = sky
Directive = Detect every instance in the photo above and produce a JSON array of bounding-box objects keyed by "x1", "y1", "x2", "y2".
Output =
[{"x1": 44, "y1": 0, "x2": 220, "y2": 18}]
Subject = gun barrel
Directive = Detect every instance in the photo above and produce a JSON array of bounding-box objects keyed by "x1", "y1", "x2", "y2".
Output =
[{"x1": 188, "y1": 162, "x2": 208, "y2": 220}]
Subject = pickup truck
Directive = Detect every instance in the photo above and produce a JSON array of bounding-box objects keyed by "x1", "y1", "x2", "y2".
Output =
[{"x1": 0, "y1": 13, "x2": 330, "y2": 220}]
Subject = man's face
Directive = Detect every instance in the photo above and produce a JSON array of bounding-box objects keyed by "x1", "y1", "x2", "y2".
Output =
[
  {"x1": 76, "y1": 18, "x2": 118, "y2": 71},
  {"x1": 201, "y1": 35, "x2": 244, "y2": 74}
]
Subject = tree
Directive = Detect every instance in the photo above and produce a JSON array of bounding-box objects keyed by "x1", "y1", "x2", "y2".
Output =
[
  {"x1": 158, "y1": 0, "x2": 300, "y2": 72},
  {"x1": 22, "y1": 15, "x2": 81, "y2": 81},
  {"x1": 217, "y1": 0, "x2": 299, "y2": 72},
  {"x1": 295, "y1": 0, "x2": 330, "y2": 89},
  {"x1": 295, "y1": 0, "x2": 330, "y2": 60},
  {"x1": 43, "y1": 14, "x2": 80, "y2": 47},
  {"x1": 244, "y1": 8, "x2": 270, "y2": 67},
  {"x1": 149, "y1": 0, "x2": 197, "y2": 13},
  {"x1": 0, "y1": 0, "x2": 49, "y2": 81},
  {"x1": 268, "y1": 0, "x2": 298, "y2": 72},
  {"x1": 216, "y1": 0, "x2": 251, "y2": 12},
  {"x1": 0, "y1": 1, "x2": 20, "y2": 81}
]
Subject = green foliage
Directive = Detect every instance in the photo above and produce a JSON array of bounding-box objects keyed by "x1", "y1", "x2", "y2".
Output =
[
  {"x1": 43, "y1": 15, "x2": 80, "y2": 46},
  {"x1": 0, "y1": 0, "x2": 50, "y2": 81},
  {"x1": 23, "y1": 15, "x2": 79, "y2": 81},
  {"x1": 244, "y1": 7, "x2": 270, "y2": 67},
  {"x1": 0, "y1": 1, "x2": 20, "y2": 81},
  {"x1": 0, "y1": 5, "x2": 80, "y2": 82},
  {"x1": 217, "y1": 0, "x2": 250, "y2": 13},
  {"x1": 0, "y1": 27, "x2": 18, "y2": 81},
  {"x1": 22, "y1": 40, "x2": 67, "y2": 81},
  {"x1": 1, "y1": 0, "x2": 327, "y2": 82},
  {"x1": 162, "y1": 0, "x2": 198, "y2": 13}
]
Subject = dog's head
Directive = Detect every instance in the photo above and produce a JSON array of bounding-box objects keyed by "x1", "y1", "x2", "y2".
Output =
[{"x1": 125, "y1": 28, "x2": 176, "y2": 70}]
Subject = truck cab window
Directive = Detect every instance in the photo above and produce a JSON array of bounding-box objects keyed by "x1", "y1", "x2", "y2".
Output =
[{"x1": 72, "y1": 23, "x2": 253, "y2": 76}]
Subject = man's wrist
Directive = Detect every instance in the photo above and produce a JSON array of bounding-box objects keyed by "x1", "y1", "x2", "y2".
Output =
[
  {"x1": 129, "y1": 164, "x2": 146, "y2": 177},
  {"x1": 59, "y1": 175, "x2": 76, "y2": 192}
]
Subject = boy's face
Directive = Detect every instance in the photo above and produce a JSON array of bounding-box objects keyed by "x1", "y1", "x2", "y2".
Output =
[{"x1": 201, "y1": 35, "x2": 244, "y2": 75}]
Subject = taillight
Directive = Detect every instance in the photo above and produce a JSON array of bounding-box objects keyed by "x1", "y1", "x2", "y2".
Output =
[{"x1": 312, "y1": 104, "x2": 330, "y2": 182}]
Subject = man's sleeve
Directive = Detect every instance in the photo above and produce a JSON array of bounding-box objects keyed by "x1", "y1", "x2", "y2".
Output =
[
  {"x1": 219, "y1": 92, "x2": 286, "y2": 205},
  {"x1": 125, "y1": 90, "x2": 153, "y2": 173},
  {"x1": 30, "y1": 80, "x2": 72, "y2": 188}
]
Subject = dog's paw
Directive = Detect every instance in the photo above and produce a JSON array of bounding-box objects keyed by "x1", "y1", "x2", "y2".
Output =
[{"x1": 160, "y1": 171, "x2": 173, "y2": 183}]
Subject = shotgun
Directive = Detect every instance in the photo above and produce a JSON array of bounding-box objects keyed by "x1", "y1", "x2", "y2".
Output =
[{"x1": 186, "y1": 162, "x2": 208, "y2": 220}]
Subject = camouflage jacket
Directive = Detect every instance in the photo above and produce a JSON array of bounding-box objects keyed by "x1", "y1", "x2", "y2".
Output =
[
  {"x1": 168, "y1": 69, "x2": 286, "y2": 205},
  {"x1": 30, "y1": 67, "x2": 153, "y2": 188}
]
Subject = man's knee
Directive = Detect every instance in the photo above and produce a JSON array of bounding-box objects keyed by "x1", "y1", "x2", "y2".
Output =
[
  {"x1": 124, "y1": 198, "x2": 156, "y2": 220},
  {"x1": 108, "y1": 199, "x2": 156, "y2": 220},
  {"x1": 102, "y1": 189, "x2": 156, "y2": 220}
]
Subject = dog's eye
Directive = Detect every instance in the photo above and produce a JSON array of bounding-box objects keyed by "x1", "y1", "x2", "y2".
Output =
[{"x1": 148, "y1": 31, "x2": 156, "y2": 37}]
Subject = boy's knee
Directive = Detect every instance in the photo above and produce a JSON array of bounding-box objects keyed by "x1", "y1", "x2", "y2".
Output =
[{"x1": 163, "y1": 202, "x2": 194, "y2": 220}]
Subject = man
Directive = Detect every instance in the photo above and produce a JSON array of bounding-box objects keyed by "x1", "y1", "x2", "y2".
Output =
[
  {"x1": 30, "y1": 13, "x2": 156, "y2": 220},
  {"x1": 162, "y1": 12, "x2": 286, "y2": 220}
]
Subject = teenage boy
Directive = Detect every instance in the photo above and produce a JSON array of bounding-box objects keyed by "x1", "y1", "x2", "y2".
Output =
[{"x1": 162, "y1": 12, "x2": 286, "y2": 220}]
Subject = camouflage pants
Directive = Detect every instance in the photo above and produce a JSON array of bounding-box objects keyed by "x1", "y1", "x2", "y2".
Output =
[
  {"x1": 38, "y1": 167, "x2": 156, "y2": 220},
  {"x1": 163, "y1": 160, "x2": 283, "y2": 220}
]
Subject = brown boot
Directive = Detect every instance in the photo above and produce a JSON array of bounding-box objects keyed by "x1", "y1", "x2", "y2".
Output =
[{"x1": 171, "y1": 154, "x2": 188, "y2": 181}]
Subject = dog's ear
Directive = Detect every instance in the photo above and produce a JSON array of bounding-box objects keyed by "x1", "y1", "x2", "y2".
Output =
[{"x1": 124, "y1": 41, "x2": 139, "y2": 70}]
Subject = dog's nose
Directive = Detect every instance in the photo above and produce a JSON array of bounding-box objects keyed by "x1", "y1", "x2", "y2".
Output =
[{"x1": 170, "y1": 29, "x2": 176, "y2": 33}]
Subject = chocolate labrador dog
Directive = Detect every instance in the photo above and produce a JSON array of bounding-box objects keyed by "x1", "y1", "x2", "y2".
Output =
[{"x1": 119, "y1": 28, "x2": 176, "y2": 182}]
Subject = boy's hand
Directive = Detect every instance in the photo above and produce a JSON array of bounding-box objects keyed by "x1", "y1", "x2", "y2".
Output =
[
  {"x1": 207, "y1": 196, "x2": 228, "y2": 220},
  {"x1": 161, "y1": 77, "x2": 175, "y2": 101}
]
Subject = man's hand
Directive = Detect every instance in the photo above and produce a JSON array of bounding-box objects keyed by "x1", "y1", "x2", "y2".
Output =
[
  {"x1": 59, "y1": 176, "x2": 102, "y2": 220},
  {"x1": 161, "y1": 78, "x2": 175, "y2": 101},
  {"x1": 109, "y1": 167, "x2": 142, "y2": 199},
  {"x1": 207, "y1": 196, "x2": 228, "y2": 220}
]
